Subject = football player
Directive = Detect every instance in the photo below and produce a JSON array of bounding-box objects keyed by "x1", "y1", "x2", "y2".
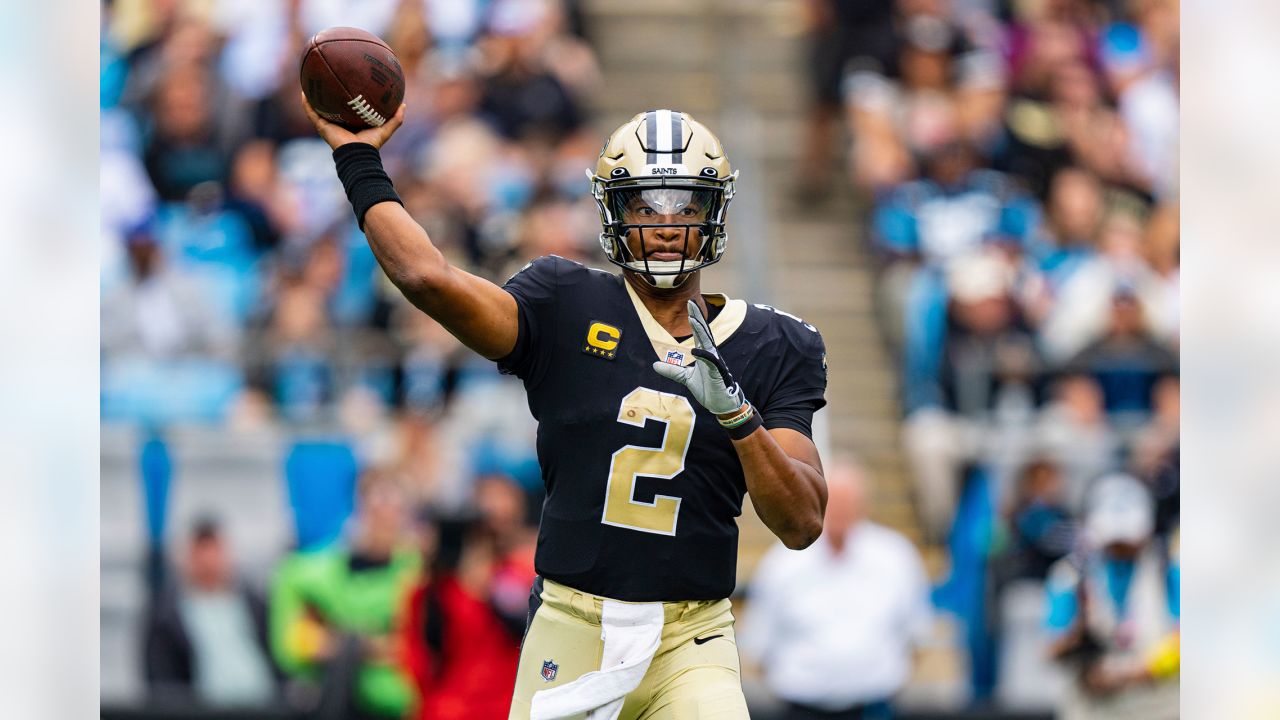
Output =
[{"x1": 303, "y1": 98, "x2": 829, "y2": 720}]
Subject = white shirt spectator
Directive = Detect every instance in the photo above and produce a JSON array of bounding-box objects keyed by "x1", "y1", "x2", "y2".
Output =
[
  {"x1": 1119, "y1": 69, "x2": 1178, "y2": 200},
  {"x1": 741, "y1": 519, "x2": 933, "y2": 710}
]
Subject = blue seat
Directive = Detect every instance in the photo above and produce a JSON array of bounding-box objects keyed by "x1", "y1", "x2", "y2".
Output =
[
  {"x1": 138, "y1": 431, "x2": 172, "y2": 593},
  {"x1": 933, "y1": 465, "x2": 998, "y2": 701},
  {"x1": 284, "y1": 441, "x2": 358, "y2": 551}
]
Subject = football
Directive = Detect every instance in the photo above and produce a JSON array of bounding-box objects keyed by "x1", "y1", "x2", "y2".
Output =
[{"x1": 299, "y1": 27, "x2": 406, "y2": 131}]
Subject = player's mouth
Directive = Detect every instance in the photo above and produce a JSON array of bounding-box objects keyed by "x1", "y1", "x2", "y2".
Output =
[{"x1": 647, "y1": 251, "x2": 686, "y2": 261}]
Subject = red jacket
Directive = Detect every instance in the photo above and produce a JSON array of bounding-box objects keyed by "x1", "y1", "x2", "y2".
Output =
[{"x1": 400, "y1": 568, "x2": 527, "y2": 720}]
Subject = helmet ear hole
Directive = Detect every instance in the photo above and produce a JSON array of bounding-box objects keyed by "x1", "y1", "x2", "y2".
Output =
[
  {"x1": 610, "y1": 167, "x2": 629, "y2": 178},
  {"x1": 700, "y1": 167, "x2": 717, "y2": 177}
]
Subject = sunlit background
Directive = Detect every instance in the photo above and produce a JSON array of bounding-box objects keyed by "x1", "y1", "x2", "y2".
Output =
[{"x1": 91, "y1": 0, "x2": 1188, "y2": 718}]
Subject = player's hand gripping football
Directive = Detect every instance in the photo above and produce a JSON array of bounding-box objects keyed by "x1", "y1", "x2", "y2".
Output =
[
  {"x1": 652, "y1": 301, "x2": 749, "y2": 417},
  {"x1": 300, "y1": 92, "x2": 406, "y2": 151}
]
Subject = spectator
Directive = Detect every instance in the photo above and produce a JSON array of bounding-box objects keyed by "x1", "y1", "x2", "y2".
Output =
[
  {"x1": 270, "y1": 469, "x2": 420, "y2": 719},
  {"x1": 1027, "y1": 166, "x2": 1104, "y2": 289},
  {"x1": 144, "y1": 517, "x2": 278, "y2": 706},
  {"x1": 998, "y1": 459, "x2": 1076, "y2": 583},
  {"x1": 990, "y1": 461, "x2": 1076, "y2": 709},
  {"x1": 102, "y1": 220, "x2": 239, "y2": 362},
  {"x1": 903, "y1": 250, "x2": 1042, "y2": 538},
  {"x1": 1102, "y1": 1, "x2": 1179, "y2": 200},
  {"x1": 995, "y1": 0, "x2": 1105, "y2": 198},
  {"x1": 846, "y1": 3, "x2": 1007, "y2": 192},
  {"x1": 476, "y1": 3, "x2": 585, "y2": 144},
  {"x1": 876, "y1": 140, "x2": 1040, "y2": 268},
  {"x1": 1062, "y1": 286, "x2": 1177, "y2": 420},
  {"x1": 1141, "y1": 202, "x2": 1179, "y2": 347},
  {"x1": 800, "y1": 0, "x2": 897, "y2": 196},
  {"x1": 871, "y1": 139, "x2": 1039, "y2": 359},
  {"x1": 400, "y1": 475, "x2": 536, "y2": 720},
  {"x1": 514, "y1": 193, "x2": 594, "y2": 263},
  {"x1": 1045, "y1": 473, "x2": 1179, "y2": 719},
  {"x1": 1129, "y1": 375, "x2": 1178, "y2": 478},
  {"x1": 741, "y1": 462, "x2": 932, "y2": 719},
  {"x1": 1147, "y1": 444, "x2": 1179, "y2": 547},
  {"x1": 381, "y1": 309, "x2": 471, "y2": 504},
  {"x1": 1038, "y1": 204, "x2": 1165, "y2": 363},
  {"x1": 252, "y1": 235, "x2": 353, "y2": 421},
  {"x1": 141, "y1": 62, "x2": 237, "y2": 202},
  {"x1": 1032, "y1": 374, "x2": 1120, "y2": 510},
  {"x1": 224, "y1": 139, "x2": 297, "y2": 252}
]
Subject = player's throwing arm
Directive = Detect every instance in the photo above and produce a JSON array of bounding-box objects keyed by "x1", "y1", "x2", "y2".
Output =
[{"x1": 298, "y1": 30, "x2": 518, "y2": 360}]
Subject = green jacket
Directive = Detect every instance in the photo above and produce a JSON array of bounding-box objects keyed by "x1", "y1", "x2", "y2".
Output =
[{"x1": 270, "y1": 546, "x2": 420, "y2": 717}]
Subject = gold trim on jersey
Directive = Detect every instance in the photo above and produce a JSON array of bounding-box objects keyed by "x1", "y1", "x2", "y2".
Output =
[{"x1": 623, "y1": 279, "x2": 747, "y2": 365}]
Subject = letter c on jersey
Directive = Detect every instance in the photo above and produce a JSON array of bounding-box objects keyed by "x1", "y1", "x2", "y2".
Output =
[{"x1": 583, "y1": 321, "x2": 621, "y2": 360}]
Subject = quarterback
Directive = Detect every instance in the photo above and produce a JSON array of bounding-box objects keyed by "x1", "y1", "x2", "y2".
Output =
[{"x1": 304, "y1": 98, "x2": 829, "y2": 719}]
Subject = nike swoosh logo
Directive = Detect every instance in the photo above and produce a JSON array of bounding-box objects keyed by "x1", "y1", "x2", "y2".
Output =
[{"x1": 693, "y1": 634, "x2": 724, "y2": 645}]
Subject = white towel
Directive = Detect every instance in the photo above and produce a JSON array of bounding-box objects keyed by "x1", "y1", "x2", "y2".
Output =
[{"x1": 530, "y1": 599, "x2": 665, "y2": 720}]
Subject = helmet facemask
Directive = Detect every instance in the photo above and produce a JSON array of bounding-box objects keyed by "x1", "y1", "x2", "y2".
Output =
[{"x1": 590, "y1": 171, "x2": 735, "y2": 288}]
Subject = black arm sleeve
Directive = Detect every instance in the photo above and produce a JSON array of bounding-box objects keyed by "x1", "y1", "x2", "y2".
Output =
[
  {"x1": 495, "y1": 256, "x2": 562, "y2": 386},
  {"x1": 759, "y1": 325, "x2": 828, "y2": 438}
]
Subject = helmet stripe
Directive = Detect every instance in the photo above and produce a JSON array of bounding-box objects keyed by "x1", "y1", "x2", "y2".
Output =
[
  {"x1": 655, "y1": 109, "x2": 673, "y2": 153},
  {"x1": 645, "y1": 110, "x2": 658, "y2": 163},
  {"x1": 672, "y1": 112, "x2": 683, "y2": 163}
]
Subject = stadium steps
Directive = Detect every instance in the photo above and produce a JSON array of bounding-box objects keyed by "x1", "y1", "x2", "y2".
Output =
[{"x1": 582, "y1": 0, "x2": 966, "y2": 702}]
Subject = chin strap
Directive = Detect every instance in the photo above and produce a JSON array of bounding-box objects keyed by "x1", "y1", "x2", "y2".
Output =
[
  {"x1": 622, "y1": 260, "x2": 695, "y2": 288},
  {"x1": 640, "y1": 271, "x2": 692, "y2": 289}
]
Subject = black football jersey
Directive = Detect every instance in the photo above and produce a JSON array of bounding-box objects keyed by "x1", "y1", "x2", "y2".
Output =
[{"x1": 496, "y1": 256, "x2": 827, "y2": 601}]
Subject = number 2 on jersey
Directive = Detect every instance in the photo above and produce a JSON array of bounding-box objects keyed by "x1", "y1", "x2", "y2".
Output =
[{"x1": 601, "y1": 387, "x2": 695, "y2": 536}]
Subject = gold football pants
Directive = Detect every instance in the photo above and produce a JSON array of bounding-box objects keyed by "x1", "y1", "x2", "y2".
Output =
[{"x1": 508, "y1": 577, "x2": 749, "y2": 720}]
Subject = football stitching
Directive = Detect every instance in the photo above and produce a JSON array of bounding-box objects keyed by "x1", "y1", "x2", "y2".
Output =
[{"x1": 346, "y1": 94, "x2": 387, "y2": 127}]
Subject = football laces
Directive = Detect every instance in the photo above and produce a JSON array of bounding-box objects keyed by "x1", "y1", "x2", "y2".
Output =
[{"x1": 346, "y1": 95, "x2": 387, "y2": 127}]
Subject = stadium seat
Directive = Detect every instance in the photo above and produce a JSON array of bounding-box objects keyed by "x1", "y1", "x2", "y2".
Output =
[{"x1": 284, "y1": 440, "x2": 359, "y2": 551}]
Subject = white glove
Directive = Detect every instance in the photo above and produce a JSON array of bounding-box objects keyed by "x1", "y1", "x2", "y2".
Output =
[{"x1": 652, "y1": 300, "x2": 748, "y2": 416}]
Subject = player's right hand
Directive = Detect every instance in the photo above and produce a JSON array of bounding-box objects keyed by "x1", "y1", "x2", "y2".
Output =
[{"x1": 300, "y1": 91, "x2": 406, "y2": 151}]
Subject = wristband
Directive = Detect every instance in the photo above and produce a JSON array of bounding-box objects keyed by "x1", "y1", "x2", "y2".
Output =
[
  {"x1": 720, "y1": 403, "x2": 763, "y2": 441},
  {"x1": 718, "y1": 403, "x2": 754, "y2": 428},
  {"x1": 333, "y1": 142, "x2": 403, "y2": 229}
]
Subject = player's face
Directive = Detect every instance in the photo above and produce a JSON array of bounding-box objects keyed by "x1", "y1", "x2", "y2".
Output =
[{"x1": 619, "y1": 188, "x2": 711, "y2": 262}]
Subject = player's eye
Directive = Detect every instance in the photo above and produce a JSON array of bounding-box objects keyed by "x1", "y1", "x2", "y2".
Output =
[
  {"x1": 634, "y1": 207, "x2": 656, "y2": 217},
  {"x1": 679, "y1": 207, "x2": 702, "y2": 217}
]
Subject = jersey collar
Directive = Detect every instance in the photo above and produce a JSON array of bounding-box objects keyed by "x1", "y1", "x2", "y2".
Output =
[{"x1": 623, "y1": 276, "x2": 747, "y2": 361}]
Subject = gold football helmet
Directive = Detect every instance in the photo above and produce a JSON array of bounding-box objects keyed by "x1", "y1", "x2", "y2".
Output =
[{"x1": 588, "y1": 110, "x2": 737, "y2": 288}]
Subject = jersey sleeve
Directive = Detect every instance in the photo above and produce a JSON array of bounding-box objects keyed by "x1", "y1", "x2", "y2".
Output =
[
  {"x1": 758, "y1": 318, "x2": 828, "y2": 438},
  {"x1": 495, "y1": 256, "x2": 562, "y2": 385}
]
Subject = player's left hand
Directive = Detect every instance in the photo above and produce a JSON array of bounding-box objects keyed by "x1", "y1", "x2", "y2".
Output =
[{"x1": 652, "y1": 300, "x2": 748, "y2": 417}]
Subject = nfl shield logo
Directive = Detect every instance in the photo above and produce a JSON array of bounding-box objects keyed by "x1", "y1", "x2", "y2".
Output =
[
  {"x1": 541, "y1": 659, "x2": 558, "y2": 682},
  {"x1": 664, "y1": 349, "x2": 685, "y2": 365}
]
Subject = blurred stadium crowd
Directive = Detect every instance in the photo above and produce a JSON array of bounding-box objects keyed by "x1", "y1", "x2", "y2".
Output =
[
  {"x1": 810, "y1": 0, "x2": 1179, "y2": 713},
  {"x1": 99, "y1": 0, "x2": 1177, "y2": 718},
  {"x1": 102, "y1": 0, "x2": 598, "y2": 717}
]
